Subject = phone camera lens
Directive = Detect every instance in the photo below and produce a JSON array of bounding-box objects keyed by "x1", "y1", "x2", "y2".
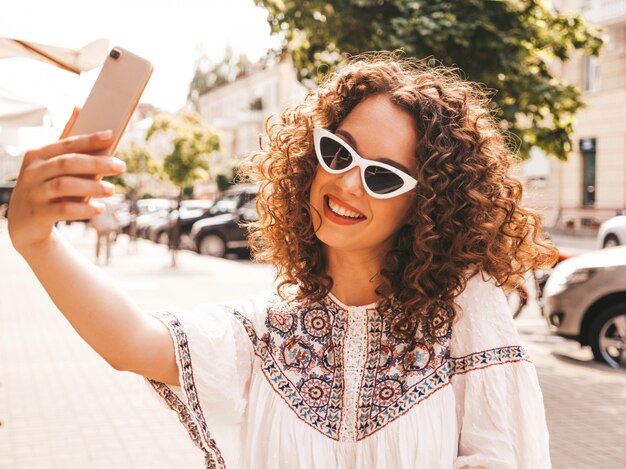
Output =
[{"x1": 110, "y1": 49, "x2": 121, "y2": 59}]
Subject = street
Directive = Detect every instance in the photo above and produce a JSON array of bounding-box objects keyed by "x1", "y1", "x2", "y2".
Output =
[{"x1": 1, "y1": 220, "x2": 625, "y2": 468}]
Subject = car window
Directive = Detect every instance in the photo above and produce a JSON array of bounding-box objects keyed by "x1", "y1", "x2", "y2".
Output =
[
  {"x1": 137, "y1": 199, "x2": 173, "y2": 215},
  {"x1": 209, "y1": 194, "x2": 240, "y2": 215},
  {"x1": 240, "y1": 191, "x2": 257, "y2": 206},
  {"x1": 239, "y1": 199, "x2": 260, "y2": 222}
]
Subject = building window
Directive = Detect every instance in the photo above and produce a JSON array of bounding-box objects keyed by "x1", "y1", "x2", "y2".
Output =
[
  {"x1": 584, "y1": 55, "x2": 600, "y2": 92},
  {"x1": 580, "y1": 138, "x2": 596, "y2": 207},
  {"x1": 249, "y1": 97, "x2": 263, "y2": 111}
]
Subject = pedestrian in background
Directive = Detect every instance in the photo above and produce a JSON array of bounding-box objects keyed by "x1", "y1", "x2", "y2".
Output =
[
  {"x1": 7, "y1": 54, "x2": 558, "y2": 468},
  {"x1": 89, "y1": 199, "x2": 119, "y2": 265}
]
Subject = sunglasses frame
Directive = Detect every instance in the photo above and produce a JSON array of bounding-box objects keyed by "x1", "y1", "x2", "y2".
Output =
[{"x1": 313, "y1": 127, "x2": 418, "y2": 199}]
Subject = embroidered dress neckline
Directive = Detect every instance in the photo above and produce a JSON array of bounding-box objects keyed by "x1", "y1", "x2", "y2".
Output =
[{"x1": 326, "y1": 291, "x2": 378, "y2": 311}]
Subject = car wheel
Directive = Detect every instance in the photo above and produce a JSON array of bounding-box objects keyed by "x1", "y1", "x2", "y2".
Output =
[
  {"x1": 590, "y1": 302, "x2": 626, "y2": 368},
  {"x1": 603, "y1": 234, "x2": 620, "y2": 248},
  {"x1": 198, "y1": 234, "x2": 227, "y2": 257},
  {"x1": 157, "y1": 231, "x2": 169, "y2": 245}
]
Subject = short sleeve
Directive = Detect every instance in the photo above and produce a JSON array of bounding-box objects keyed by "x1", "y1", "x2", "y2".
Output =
[
  {"x1": 145, "y1": 299, "x2": 262, "y2": 469},
  {"x1": 450, "y1": 273, "x2": 551, "y2": 469}
]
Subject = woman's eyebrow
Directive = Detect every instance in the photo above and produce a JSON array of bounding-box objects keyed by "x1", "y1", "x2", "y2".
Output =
[
  {"x1": 335, "y1": 128, "x2": 359, "y2": 149},
  {"x1": 335, "y1": 128, "x2": 413, "y2": 174}
]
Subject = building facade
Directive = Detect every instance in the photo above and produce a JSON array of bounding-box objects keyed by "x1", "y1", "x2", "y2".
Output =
[
  {"x1": 523, "y1": 0, "x2": 626, "y2": 229},
  {"x1": 196, "y1": 57, "x2": 308, "y2": 171}
]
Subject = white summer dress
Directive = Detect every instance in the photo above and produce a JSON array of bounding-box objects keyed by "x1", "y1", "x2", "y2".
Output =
[{"x1": 147, "y1": 273, "x2": 551, "y2": 468}]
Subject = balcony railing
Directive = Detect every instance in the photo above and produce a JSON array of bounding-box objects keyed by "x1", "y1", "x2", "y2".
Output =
[{"x1": 584, "y1": 0, "x2": 626, "y2": 25}]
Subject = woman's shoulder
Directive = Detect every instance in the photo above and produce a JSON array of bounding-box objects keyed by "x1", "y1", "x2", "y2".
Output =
[
  {"x1": 454, "y1": 270, "x2": 504, "y2": 308},
  {"x1": 450, "y1": 271, "x2": 521, "y2": 356}
]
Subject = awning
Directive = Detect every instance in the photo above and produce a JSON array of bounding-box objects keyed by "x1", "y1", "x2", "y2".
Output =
[
  {"x1": 0, "y1": 38, "x2": 109, "y2": 74},
  {"x1": 0, "y1": 38, "x2": 110, "y2": 127}
]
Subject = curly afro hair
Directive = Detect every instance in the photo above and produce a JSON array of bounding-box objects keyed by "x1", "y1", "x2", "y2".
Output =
[{"x1": 239, "y1": 54, "x2": 558, "y2": 345}]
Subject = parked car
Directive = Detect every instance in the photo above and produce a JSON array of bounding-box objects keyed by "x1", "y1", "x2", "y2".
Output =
[
  {"x1": 597, "y1": 214, "x2": 626, "y2": 248},
  {"x1": 0, "y1": 181, "x2": 16, "y2": 216},
  {"x1": 543, "y1": 246, "x2": 626, "y2": 368},
  {"x1": 132, "y1": 199, "x2": 177, "y2": 238},
  {"x1": 190, "y1": 197, "x2": 259, "y2": 257},
  {"x1": 146, "y1": 200, "x2": 214, "y2": 246},
  {"x1": 206, "y1": 184, "x2": 258, "y2": 217}
]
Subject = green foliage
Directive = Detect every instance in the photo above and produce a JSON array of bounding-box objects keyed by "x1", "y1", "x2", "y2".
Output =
[
  {"x1": 102, "y1": 174, "x2": 126, "y2": 189},
  {"x1": 146, "y1": 112, "x2": 221, "y2": 189},
  {"x1": 105, "y1": 143, "x2": 158, "y2": 192},
  {"x1": 255, "y1": 0, "x2": 604, "y2": 160},
  {"x1": 215, "y1": 166, "x2": 239, "y2": 192},
  {"x1": 116, "y1": 143, "x2": 159, "y2": 176}
]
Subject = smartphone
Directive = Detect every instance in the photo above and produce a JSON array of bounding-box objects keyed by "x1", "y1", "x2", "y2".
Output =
[{"x1": 67, "y1": 46, "x2": 153, "y2": 156}]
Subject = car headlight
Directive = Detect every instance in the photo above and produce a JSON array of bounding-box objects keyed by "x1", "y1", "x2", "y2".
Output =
[
  {"x1": 544, "y1": 267, "x2": 596, "y2": 297},
  {"x1": 563, "y1": 268, "x2": 596, "y2": 285}
]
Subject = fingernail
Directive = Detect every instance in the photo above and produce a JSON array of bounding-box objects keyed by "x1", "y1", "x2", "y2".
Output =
[
  {"x1": 96, "y1": 129, "x2": 113, "y2": 140},
  {"x1": 92, "y1": 201, "x2": 105, "y2": 213},
  {"x1": 112, "y1": 159, "x2": 126, "y2": 171},
  {"x1": 101, "y1": 181, "x2": 115, "y2": 194}
]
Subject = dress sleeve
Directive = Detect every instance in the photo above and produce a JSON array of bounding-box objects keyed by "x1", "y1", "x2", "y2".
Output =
[
  {"x1": 450, "y1": 273, "x2": 551, "y2": 469},
  {"x1": 145, "y1": 300, "x2": 260, "y2": 469}
]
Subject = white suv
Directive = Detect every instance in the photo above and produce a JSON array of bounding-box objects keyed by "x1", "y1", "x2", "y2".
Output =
[{"x1": 597, "y1": 215, "x2": 626, "y2": 248}]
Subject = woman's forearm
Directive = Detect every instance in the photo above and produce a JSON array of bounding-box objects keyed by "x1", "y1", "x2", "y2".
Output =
[{"x1": 18, "y1": 230, "x2": 178, "y2": 383}]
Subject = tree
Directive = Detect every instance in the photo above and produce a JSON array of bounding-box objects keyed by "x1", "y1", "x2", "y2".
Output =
[
  {"x1": 146, "y1": 112, "x2": 221, "y2": 266},
  {"x1": 255, "y1": 0, "x2": 604, "y2": 160},
  {"x1": 106, "y1": 142, "x2": 158, "y2": 194},
  {"x1": 104, "y1": 143, "x2": 160, "y2": 242}
]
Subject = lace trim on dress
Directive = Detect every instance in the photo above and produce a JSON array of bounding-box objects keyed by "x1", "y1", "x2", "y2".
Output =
[
  {"x1": 339, "y1": 305, "x2": 369, "y2": 442},
  {"x1": 148, "y1": 311, "x2": 226, "y2": 469}
]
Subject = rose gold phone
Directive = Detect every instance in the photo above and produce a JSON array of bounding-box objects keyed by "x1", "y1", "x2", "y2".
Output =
[{"x1": 67, "y1": 46, "x2": 153, "y2": 156}]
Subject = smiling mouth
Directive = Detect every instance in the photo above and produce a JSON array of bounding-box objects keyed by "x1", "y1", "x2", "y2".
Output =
[{"x1": 325, "y1": 195, "x2": 366, "y2": 220}]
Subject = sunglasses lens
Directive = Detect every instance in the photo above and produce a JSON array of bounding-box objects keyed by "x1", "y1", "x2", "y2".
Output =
[
  {"x1": 319, "y1": 137, "x2": 353, "y2": 170},
  {"x1": 364, "y1": 166, "x2": 405, "y2": 195}
]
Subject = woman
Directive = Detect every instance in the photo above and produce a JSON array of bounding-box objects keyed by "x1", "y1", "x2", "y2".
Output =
[{"x1": 8, "y1": 56, "x2": 556, "y2": 468}]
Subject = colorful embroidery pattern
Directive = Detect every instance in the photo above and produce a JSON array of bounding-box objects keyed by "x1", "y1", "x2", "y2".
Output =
[
  {"x1": 233, "y1": 297, "x2": 531, "y2": 443},
  {"x1": 149, "y1": 311, "x2": 226, "y2": 469},
  {"x1": 450, "y1": 345, "x2": 529, "y2": 375},
  {"x1": 233, "y1": 300, "x2": 347, "y2": 439},
  {"x1": 356, "y1": 305, "x2": 450, "y2": 439}
]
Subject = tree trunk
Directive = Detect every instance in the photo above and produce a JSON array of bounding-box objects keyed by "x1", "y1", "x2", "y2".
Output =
[{"x1": 169, "y1": 188, "x2": 183, "y2": 268}]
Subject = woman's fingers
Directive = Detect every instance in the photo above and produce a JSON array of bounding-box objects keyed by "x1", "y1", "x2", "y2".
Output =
[
  {"x1": 44, "y1": 200, "x2": 105, "y2": 223},
  {"x1": 36, "y1": 154, "x2": 126, "y2": 183},
  {"x1": 39, "y1": 176, "x2": 116, "y2": 202},
  {"x1": 27, "y1": 129, "x2": 114, "y2": 162}
]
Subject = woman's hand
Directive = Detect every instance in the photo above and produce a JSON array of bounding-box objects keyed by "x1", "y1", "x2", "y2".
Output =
[{"x1": 8, "y1": 114, "x2": 126, "y2": 253}]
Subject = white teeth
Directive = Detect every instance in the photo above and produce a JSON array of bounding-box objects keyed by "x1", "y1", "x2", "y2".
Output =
[{"x1": 327, "y1": 197, "x2": 364, "y2": 219}]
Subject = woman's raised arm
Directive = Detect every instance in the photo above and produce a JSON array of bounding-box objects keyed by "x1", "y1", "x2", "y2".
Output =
[{"x1": 8, "y1": 123, "x2": 179, "y2": 385}]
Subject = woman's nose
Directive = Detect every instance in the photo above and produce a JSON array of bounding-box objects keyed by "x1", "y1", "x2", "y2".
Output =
[{"x1": 336, "y1": 167, "x2": 365, "y2": 197}]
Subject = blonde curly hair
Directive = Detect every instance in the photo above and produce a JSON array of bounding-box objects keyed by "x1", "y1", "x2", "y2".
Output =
[{"x1": 239, "y1": 54, "x2": 557, "y2": 344}]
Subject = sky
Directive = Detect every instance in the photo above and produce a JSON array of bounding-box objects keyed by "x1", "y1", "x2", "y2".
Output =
[{"x1": 0, "y1": 0, "x2": 280, "y2": 137}]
